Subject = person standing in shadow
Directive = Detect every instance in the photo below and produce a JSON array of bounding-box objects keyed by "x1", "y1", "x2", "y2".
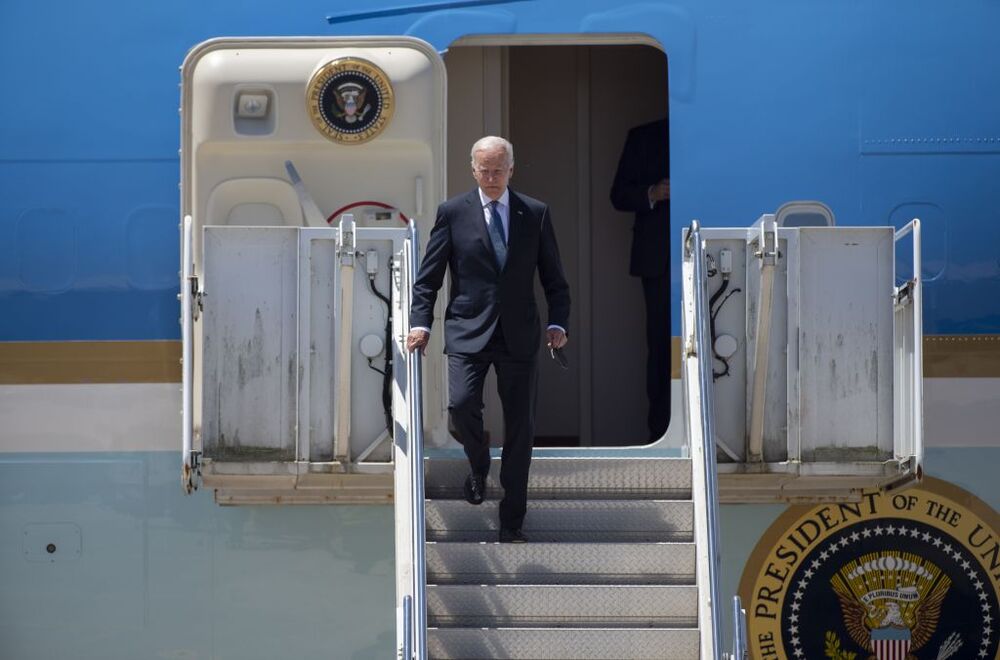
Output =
[{"x1": 610, "y1": 118, "x2": 671, "y2": 441}]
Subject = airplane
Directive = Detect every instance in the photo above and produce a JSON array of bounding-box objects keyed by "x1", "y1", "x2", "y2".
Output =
[{"x1": 2, "y1": 1, "x2": 999, "y2": 658}]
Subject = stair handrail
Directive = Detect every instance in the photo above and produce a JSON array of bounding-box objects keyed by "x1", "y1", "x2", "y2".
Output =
[
  {"x1": 404, "y1": 220, "x2": 428, "y2": 660},
  {"x1": 731, "y1": 595, "x2": 748, "y2": 659},
  {"x1": 402, "y1": 595, "x2": 413, "y2": 660},
  {"x1": 181, "y1": 214, "x2": 200, "y2": 494},
  {"x1": 893, "y1": 219, "x2": 924, "y2": 480},
  {"x1": 684, "y1": 221, "x2": 725, "y2": 658}
]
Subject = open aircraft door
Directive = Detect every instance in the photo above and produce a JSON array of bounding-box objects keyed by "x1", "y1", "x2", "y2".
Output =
[{"x1": 179, "y1": 38, "x2": 446, "y2": 503}]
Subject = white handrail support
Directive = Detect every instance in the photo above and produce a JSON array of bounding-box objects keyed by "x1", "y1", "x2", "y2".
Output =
[
  {"x1": 732, "y1": 595, "x2": 748, "y2": 659},
  {"x1": 404, "y1": 221, "x2": 428, "y2": 659},
  {"x1": 682, "y1": 221, "x2": 725, "y2": 658},
  {"x1": 747, "y1": 219, "x2": 778, "y2": 463},
  {"x1": 335, "y1": 215, "x2": 357, "y2": 463},
  {"x1": 893, "y1": 219, "x2": 924, "y2": 480},
  {"x1": 181, "y1": 214, "x2": 198, "y2": 493}
]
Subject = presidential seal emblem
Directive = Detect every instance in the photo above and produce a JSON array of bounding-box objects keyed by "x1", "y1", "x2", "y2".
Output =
[
  {"x1": 306, "y1": 58, "x2": 394, "y2": 144},
  {"x1": 739, "y1": 477, "x2": 1000, "y2": 659}
]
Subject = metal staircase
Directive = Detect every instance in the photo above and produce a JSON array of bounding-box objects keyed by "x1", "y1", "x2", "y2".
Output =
[
  {"x1": 394, "y1": 221, "x2": 740, "y2": 660},
  {"x1": 421, "y1": 456, "x2": 701, "y2": 659}
]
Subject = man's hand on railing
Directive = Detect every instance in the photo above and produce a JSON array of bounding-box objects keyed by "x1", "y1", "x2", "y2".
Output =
[{"x1": 406, "y1": 328, "x2": 430, "y2": 355}]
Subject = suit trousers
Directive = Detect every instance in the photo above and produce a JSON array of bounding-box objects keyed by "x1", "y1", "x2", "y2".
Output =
[
  {"x1": 642, "y1": 274, "x2": 671, "y2": 440},
  {"x1": 447, "y1": 324, "x2": 538, "y2": 530}
]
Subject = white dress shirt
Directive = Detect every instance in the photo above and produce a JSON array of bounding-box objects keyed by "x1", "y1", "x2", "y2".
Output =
[{"x1": 479, "y1": 187, "x2": 510, "y2": 240}]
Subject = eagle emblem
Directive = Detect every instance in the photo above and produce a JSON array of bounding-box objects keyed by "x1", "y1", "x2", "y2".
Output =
[
  {"x1": 331, "y1": 82, "x2": 370, "y2": 124},
  {"x1": 305, "y1": 57, "x2": 394, "y2": 144},
  {"x1": 831, "y1": 552, "x2": 949, "y2": 660}
]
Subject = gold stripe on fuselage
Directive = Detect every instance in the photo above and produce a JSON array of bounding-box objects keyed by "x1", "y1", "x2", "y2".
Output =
[
  {"x1": 923, "y1": 335, "x2": 1000, "y2": 378},
  {"x1": 0, "y1": 341, "x2": 181, "y2": 384},
  {"x1": 1, "y1": 336, "x2": 998, "y2": 384}
]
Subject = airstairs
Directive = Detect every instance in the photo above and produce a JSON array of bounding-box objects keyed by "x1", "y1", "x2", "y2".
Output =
[
  {"x1": 394, "y1": 212, "x2": 922, "y2": 659},
  {"x1": 419, "y1": 456, "x2": 702, "y2": 659},
  {"x1": 394, "y1": 222, "x2": 734, "y2": 660}
]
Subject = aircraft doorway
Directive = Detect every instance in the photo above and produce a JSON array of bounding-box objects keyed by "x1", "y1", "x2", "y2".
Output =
[{"x1": 443, "y1": 42, "x2": 669, "y2": 447}]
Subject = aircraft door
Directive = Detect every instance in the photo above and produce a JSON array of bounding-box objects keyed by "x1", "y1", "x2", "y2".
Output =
[{"x1": 179, "y1": 38, "x2": 446, "y2": 501}]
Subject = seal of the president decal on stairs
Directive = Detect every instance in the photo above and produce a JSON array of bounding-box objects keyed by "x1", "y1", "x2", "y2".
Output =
[{"x1": 738, "y1": 478, "x2": 1000, "y2": 659}]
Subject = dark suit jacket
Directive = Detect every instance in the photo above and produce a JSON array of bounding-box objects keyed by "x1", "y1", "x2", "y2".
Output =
[
  {"x1": 410, "y1": 187, "x2": 570, "y2": 359},
  {"x1": 610, "y1": 118, "x2": 670, "y2": 278}
]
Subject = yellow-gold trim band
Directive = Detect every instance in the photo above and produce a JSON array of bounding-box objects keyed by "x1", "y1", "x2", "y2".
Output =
[
  {"x1": 923, "y1": 334, "x2": 1000, "y2": 378},
  {"x1": 1, "y1": 335, "x2": 999, "y2": 385},
  {"x1": 0, "y1": 341, "x2": 181, "y2": 384}
]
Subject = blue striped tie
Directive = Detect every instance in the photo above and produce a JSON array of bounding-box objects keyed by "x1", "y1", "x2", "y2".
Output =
[{"x1": 487, "y1": 200, "x2": 507, "y2": 269}]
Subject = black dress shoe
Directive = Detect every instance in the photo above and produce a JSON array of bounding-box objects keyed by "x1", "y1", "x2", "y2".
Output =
[
  {"x1": 463, "y1": 473, "x2": 486, "y2": 505},
  {"x1": 499, "y1": 528, "x2": 528, "y2": 543}
]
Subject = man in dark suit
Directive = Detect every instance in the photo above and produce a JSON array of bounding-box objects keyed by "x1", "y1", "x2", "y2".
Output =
[
  {"x1": 610, "y1": 118, "x2": 670, "y2": 441},
  {"x1": 407, "y1": 136, "x2": 570, "y2": 544}
]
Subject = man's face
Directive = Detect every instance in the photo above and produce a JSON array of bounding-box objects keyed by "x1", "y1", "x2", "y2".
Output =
[{"x1": 471, "y1": 146, "x2": 513, "y2": 200}]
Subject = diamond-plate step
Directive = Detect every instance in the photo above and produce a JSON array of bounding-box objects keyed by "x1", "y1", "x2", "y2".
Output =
[
  {"x1": 425, "y1": 500, "x2": 693, "y2": 542},
  {"x1": 427, "y1": 584, "x2": 698, "y2": 628},
  {"x1": 425, "y1": 457, "x2": 691, "y2": 500},
  {"x1": 427, "y1": 627, "x2": 700, "y2": 659},
  {"x1": 426, "y1": 541, "x2": 696, "y2": 585}
]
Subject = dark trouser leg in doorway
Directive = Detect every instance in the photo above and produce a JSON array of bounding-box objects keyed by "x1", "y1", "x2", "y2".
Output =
[{"x1": 642, "y1": 273, "x2": 671, "y2": 441}]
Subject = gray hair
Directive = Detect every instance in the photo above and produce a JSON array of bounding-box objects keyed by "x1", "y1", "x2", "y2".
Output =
[{"x1": 470, "y1": 136, "x2": 514, "y2": 167}]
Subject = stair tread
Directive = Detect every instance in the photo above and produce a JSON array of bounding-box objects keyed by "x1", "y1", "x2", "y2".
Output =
[
  {"x1": 424, "y1": 456, "x2": 691, "y2": 498},
  {"x1": 426, "y1": 541, "x2": 696, "y2": 584},
  {"x1": 420, "y1": 457, "x2": 704, "y2": 658},
  {"x1": 427, "y1": 627, "x2": 700, "y2": 659},
  {"x1": 426, "y1": 499, "x2": 693, "y2": 542},
  {"x1": 427, "y1": 584, "x2": 698, "y2": 625}
]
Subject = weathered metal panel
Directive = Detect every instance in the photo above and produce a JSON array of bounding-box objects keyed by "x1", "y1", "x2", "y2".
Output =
[
  {"x1": 796, "y1": 228, "x2": 894, "y2": 461},
  {"x1": 703, "y1": 237, "x2": 750, "y2": 463},
  {"x1": 305, "y1": 235, "x2": 338, "y2": 462},
  {"x1": 348, "y1": 238, "x2": 398, "y2": 462},
  {"x1": 202, "y1": 227, "x2": 298, "y2": 461}
]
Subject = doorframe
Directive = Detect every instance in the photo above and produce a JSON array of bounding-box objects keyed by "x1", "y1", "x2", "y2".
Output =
[{"x1": 447, "y1": 34, "x2": 667, "y2": 447}]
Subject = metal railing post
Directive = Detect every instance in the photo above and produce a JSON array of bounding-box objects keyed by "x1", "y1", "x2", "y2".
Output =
[
  {"x1": 402, "y1": 595, "x2": 413, "y2": 660},
  {"x1": 893, "y1": 219, "x2": 924, "y2": 480},
  {"x1": 181, "y1": 214, "x2": 197, "y2": 493},
  {"x1": 685, "y1": 222, "x2": 725, "y2": 657},
  {"x1": 732, "y1": 595, "x2": 747, "y2": 659},
  {"x1": 405, "y1": 220, "x2": 428, "y2": 659}
]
